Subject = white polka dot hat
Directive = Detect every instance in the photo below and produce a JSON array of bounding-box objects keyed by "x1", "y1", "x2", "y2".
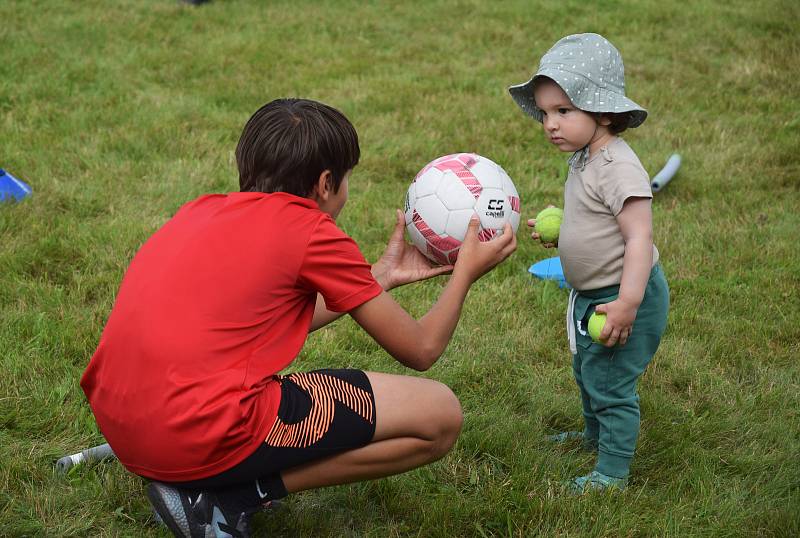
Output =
[{"x1": 509, "y1": 33, "x2": 647, "y2": 128}]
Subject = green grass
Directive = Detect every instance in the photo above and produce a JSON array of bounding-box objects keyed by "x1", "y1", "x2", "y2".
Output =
[{"x1": 1, "y1": 0, "x2": 799, "y2": 536}]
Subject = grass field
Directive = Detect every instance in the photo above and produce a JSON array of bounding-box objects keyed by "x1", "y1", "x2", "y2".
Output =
[{"x1": 2, "y1": 0, "x2": 799, "y2": 536}]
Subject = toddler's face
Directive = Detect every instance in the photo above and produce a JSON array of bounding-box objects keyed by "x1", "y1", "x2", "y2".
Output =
[{"x1": 533, "y1": 78, "x2": 603, "y2": 153}]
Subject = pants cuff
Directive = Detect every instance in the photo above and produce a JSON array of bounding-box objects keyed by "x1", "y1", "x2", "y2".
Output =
[{"x1": 596, "y1": 451, "x2": 632, "y2": 479}]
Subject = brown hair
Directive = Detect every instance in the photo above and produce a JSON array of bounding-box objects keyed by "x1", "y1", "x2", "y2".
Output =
[
  {"x1": 597, "y1": 112, "x2": 635, "y2": 135},
  {"x1": 236, "y1": 99, "x2": 360, "y2": 196}
]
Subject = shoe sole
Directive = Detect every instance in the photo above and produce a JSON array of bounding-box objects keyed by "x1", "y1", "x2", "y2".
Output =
[{"x1": 147, "y1": 482, "x2": 193, "y2": 538}]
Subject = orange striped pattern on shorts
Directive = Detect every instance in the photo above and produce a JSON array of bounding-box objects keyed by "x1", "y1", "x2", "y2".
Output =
[{"x1": 264, "y1": 371, "x2": 374, "y2": 448}]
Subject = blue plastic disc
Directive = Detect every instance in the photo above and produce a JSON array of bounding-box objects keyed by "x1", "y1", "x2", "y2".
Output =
[
  {"x1": 0, "y1": 169, "x2": 32, "y2": 202},
  {"x1": 528, "y1": 256, "x2": 570, "y2": 288}
]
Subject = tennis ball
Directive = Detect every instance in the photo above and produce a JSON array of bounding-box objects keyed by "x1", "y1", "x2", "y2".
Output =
[
  {"x1": 535, "y1": 207, "x2": 563, "y2": 243},
  {"x1": 587, "y1": 312, "x2": 607, "y2": 343}
]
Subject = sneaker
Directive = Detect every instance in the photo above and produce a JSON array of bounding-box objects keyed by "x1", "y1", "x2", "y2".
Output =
[
  {"x1": 546, "y1": 431, "x2": 598, "y2": 452},
  {"x1": 547, "y1": 431, "x2": 584, "y2": 443},
  {"x1": 147, "y1": 481, "x2": 255, "y2": 538},
  {"x1": 568, "y1": 470, "x2": 627, "y2": 493}
]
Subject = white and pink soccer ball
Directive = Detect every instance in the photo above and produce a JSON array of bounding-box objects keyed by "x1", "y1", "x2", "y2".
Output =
[{"x1": 404, "y1": 153, "x2": 521, "y2": 265}]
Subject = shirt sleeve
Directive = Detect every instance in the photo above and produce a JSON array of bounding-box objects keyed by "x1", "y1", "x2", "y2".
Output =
[
  {"x1": 598, "y1": 161, "x2": 653, "y2": 216},
  {"x1": 296, "y1": 216, "x2": 383, "y2": 312}
]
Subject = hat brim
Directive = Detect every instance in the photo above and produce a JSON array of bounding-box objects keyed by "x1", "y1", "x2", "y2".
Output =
[
  {"x1": 508, "y1": 76, "x2": 543, "y2": 122},
  {"x1": 508, "y1": 72, "x2": 647, "y2": 129}
]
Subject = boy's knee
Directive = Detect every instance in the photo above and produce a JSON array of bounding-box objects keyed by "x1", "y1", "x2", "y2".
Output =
[
  {"x1": 445, "y1": 388, "x2": 464, "y2": 435},
  {"x1": 430, "y1": 383, "x2": 463, "y2": 456}
]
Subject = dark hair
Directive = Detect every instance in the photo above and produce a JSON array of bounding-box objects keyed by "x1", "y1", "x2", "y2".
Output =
[
  {"x1": 236, "y1": 99, "x2": 360, "y2": 196},
  {"x1": 598, "y1": 112, "x2": 634, "y2": 135}
]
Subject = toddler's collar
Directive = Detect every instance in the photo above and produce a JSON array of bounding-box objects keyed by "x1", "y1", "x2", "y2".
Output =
[
  {"x1": 569, "y1": 140, "x2": 618, "y2": 171},
  {"x1": 569, "y1": 146, "x2": 590, "y2": 171}
]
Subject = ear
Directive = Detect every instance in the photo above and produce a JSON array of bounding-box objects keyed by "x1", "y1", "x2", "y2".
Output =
[
  {"x1": 596, "y1": 113, "x2": 612, "y2": 127},
  {"x1": 311, "y1": 170, "x2": 334, "y2": 202}
]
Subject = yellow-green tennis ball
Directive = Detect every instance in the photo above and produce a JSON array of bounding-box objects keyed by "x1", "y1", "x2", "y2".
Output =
[
  {"x1": 535, "y1": 207, "x2": 563, "y2": 243},
  {"x1": 588, "y1": 312, "x2": 607, "y2": 343}
]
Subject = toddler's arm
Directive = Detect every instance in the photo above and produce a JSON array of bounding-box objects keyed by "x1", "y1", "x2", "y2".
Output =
[{"x1": 594, "y1": 197, "x2": 653, "y2": 346}]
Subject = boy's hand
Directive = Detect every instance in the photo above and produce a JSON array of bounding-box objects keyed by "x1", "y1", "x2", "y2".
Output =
[
  {"x1": 526, "y1": 205, "x2": 558, "y2": 248},
  {"x1": 454, "y1": 217, "x2": 516, "y2": 283},
  {"x1": 593, "y1": 299, "x2": 638, "y2": 347},
  {"x1": 372, "y1": 209, "x2": 453, "y2": 290}
]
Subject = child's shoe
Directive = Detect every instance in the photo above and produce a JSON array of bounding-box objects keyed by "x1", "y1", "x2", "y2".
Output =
[
  {"x1": 547, "y1": 430, "x2": 584, "y2": 443},
  {"x1": 147, "y1": 481, "x2": 256, "y2": 537},
  {"x1": 568, "y1": 470, "x2": 627, "y2": 493},
  {"x1": 546, "y1": 431, "x2": 598, "y2": 452}
]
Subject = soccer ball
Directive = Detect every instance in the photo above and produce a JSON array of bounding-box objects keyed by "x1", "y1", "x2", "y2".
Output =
[{"x1": 404, "y1": 153, "x2": 521, "y2": 265}]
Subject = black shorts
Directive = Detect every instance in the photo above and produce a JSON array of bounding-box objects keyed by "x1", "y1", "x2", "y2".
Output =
[{"x1": 173, "y1": 369, "x2": 376, "y2": 489}]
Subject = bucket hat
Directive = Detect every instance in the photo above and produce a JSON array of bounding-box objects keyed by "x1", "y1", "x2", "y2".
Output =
[{"x1": 509, "y1": 33, "x2": 647, "y2": 129}]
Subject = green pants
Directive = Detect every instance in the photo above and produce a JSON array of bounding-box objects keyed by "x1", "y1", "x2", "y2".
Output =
[{"x1": 570, "y1": 264, "x2": 669, "y2": 478}]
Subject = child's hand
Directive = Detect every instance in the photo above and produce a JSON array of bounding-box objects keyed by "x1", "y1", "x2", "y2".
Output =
[
  {"x1": 373, "y1": 209, "x2": 454, "y2": 290},
  {"x1": 454, "y1": 217, "x2": 516, "y2": 283},
  {"x1": 593, "y1": 299, "x2": 638, "y2": 347},
  {"x1": 526, "y1": 205, "x2": 558, "y2": 248}
]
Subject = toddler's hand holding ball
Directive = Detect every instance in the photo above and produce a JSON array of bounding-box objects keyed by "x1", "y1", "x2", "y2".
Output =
[
  {"x1": 589, "y1": 301, "x2": 637, "y2": 347},
  {"x1": 588, "y1": 312, "x2": 607, "y2": 343},
  {"x1": 527, "y1": 206, "x2": 563, "y2": 247}
]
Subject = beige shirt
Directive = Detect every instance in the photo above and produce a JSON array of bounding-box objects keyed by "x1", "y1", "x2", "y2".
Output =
[{"x1": 558, "y1": 137, "x2": 659, "y2": 291}]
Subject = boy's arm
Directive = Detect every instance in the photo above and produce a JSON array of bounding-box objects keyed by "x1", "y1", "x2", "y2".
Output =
[
  {"x1": 309, "y1": 294, "x2": 345, "y2": 332},
  {"x1": 349, "y1": 218, "x2": 516, "y2": 371},
  {"x1": 309, "y1": 210, "x2": 453, "y2": 332},
  {"x1": 594, "y1": 197, "x2": 653, "y2": 346}
]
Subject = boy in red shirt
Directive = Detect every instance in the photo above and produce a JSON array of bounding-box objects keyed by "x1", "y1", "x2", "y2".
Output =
[{"x1": 81, "y1": 98, "x2": 516, "y2": 537}]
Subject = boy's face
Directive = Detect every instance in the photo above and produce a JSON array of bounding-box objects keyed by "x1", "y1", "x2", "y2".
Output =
[{"x1": 533, "y1": 78, "x2": 608, "y2": 153}]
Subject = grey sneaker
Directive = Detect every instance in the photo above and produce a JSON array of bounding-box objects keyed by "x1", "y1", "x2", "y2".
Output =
[
  {"x1": 147, "y1": 482, "x2": 254, "y2": 538},
  {"x1": 547, "y1": 431, "x2": 585, "y2": 443},
  {"x1": 547, "y1": 431, "x2": 598, "y2": 452},
  {"x1": 568, "y1": 470, "x2": 627, "y2": 493}
]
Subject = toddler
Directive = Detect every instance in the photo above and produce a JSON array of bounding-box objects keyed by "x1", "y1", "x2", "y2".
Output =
[{"x1": 509, "y1": 33, "x2": 669, "y2": 492}]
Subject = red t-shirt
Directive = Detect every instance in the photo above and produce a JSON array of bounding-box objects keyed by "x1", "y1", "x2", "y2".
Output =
[{"x1": 80, "y1": 192, "x2": 382, "y2": 481}]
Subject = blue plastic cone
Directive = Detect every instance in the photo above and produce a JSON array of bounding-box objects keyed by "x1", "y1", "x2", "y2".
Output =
[
  {"x1": 528, "y1": 256, "x2": 570, "y2": 288},
  {"x1": 0, "y1": 169, "x2": 32, "y2": 202}
]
